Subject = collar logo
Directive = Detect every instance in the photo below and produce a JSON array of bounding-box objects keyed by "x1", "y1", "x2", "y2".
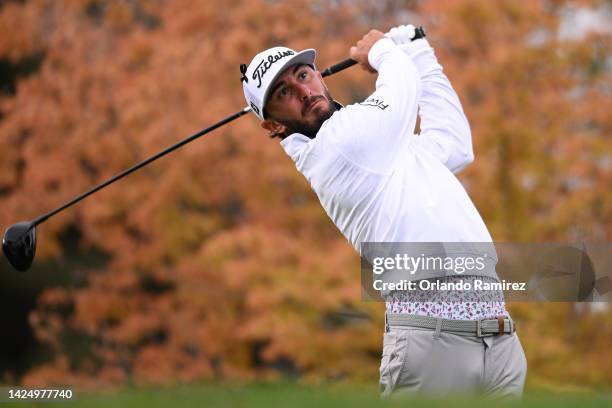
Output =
[{"x1": 252, "y1": 50, "x2": 295, "y2": 88}]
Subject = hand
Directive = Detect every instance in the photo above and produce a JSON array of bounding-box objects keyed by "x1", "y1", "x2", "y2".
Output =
[
  {"x1": 385, "y1": 24, "x2": 417, "y2": 45},
  {"x1": 350, "y1": 29, "x2": 385, "y2": 73}
]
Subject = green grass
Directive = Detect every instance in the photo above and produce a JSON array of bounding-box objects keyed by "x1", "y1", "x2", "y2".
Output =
[{"x1": 13, "y1": 383, "x2": 612, "y2": 408}]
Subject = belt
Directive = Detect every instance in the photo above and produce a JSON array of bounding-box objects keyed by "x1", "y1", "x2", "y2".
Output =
[{"x1": 385, "y1": 312, "x2": 516, "y2": 337}]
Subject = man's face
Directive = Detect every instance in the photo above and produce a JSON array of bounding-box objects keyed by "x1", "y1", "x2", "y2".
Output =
[{"x1": 261, "y1": 64, "x2": 336, "y2": 139}]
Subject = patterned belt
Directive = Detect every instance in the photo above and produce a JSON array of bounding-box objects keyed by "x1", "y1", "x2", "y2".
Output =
[{"x1": 385, "y1": 312, "x2": 516, "y2": 337}]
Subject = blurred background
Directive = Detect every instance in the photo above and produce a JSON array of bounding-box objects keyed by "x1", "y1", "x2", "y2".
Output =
[{"x1": 0, "y1": 0, "x2": 610, "y2": 397}]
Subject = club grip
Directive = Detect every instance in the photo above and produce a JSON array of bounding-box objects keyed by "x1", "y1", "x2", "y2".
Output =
[
  {"x1": 321, "y1": 59, "x2": 358, "y2": 78},
  {"x1": 320, "y1": 26, "x2": 427, "y2": 78}
]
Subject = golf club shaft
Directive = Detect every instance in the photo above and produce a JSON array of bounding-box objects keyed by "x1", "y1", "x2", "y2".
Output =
[
  {"x1": 320, "y1": 26, "x2": 426, "y2": 78},
  {"x1": 31, "y1": 53, "x2": 367, "y2": 227},
  {"x1": 32, "y1": 107, "x2": 251, "y2": 226}
]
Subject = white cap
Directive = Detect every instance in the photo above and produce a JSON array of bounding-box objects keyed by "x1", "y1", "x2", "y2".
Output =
[{"x1": 241, "y1": 46, "x2": 316, "y2": 120}]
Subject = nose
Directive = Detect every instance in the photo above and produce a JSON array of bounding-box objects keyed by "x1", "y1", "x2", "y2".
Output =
[{"x1": 295, "y1": 82, "x2": 310, "y2": 101}]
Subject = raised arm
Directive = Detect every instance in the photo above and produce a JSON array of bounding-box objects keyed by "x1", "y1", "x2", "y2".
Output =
[
  {"x1": 389, "y1": 27, "x2": 474, "y2": 173},
  {"x1": 329, "y1": 31, "x2": 421, "y2": 172}
]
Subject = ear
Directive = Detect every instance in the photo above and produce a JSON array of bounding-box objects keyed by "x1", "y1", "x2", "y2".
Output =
[{"x1": 261, "y1": 119, "x2": 287, "y2": 137}]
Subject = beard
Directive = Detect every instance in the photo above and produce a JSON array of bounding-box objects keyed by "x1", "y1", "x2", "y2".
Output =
[{"x1": 274, "y1": 90, "x2": 337, "y2": 139}]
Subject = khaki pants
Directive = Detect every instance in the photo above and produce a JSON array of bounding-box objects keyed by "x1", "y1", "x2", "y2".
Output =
[{"x1": 379, "y1": 327, "x2": 527, "y2": 398}]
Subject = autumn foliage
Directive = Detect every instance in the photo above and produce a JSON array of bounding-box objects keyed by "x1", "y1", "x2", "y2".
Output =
[{"x1": 0, "y1": 0, "x2": 610, "y2": 390}]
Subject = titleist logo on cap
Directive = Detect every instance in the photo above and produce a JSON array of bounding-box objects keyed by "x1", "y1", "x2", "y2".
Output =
[{"x1": 253, "y1": 50, "x2": 295, "y2": 88}]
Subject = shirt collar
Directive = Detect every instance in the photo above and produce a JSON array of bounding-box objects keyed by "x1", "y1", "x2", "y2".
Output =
[
  {"x1": 280, "y1": 133, "x2": 311, "y2": 161},
  {"x1": 279, "y1": 100, "x2": 343, "y2": 161}
]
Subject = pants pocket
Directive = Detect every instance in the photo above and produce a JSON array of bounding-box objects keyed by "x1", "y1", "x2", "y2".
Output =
[
  {"x1": 379, "y1": 330, "x2": 408, "y2": 397},
  {"x1": 483, "y1": 333, "x2": 528, "y2": 398}
]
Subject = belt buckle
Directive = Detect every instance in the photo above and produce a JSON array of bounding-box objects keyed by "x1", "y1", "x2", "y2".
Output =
[
  {"x1": 476, "y1": 319, "x2": 483, "y2": 337},
  {"x1": 476, "y1": 319, "x2": 492, "y2": 338}
]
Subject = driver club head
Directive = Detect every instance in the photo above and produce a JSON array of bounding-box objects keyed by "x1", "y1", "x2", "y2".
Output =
[{"x1": 2, "y1": 221, "x2": 37, "y2": 271}]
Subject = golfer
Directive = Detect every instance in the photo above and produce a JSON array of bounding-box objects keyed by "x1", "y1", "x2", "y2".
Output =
[{"x1": 241, "y1": 26, "x2": 527, "y2": 397}]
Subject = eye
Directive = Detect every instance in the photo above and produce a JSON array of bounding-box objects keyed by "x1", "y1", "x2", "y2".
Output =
[
  {"x1": 274, "y1": 86, "x2": 287, "y2": 100},
  {"x1": 298, "y1": 71, "x2": 308, "y2": 80}
]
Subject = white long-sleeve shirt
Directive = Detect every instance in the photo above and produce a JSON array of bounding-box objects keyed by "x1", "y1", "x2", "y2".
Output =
[
  {"x1": 281, "y1": 37, "x2": 507, "y2": 319},
  {"x1": 281, "y1": 38, "x2": 493, "y2": 250}
]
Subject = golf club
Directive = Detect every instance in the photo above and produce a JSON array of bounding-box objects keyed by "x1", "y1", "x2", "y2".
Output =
[{"x1": 2, "y1": 27, "x2": 426, "y2": 272}]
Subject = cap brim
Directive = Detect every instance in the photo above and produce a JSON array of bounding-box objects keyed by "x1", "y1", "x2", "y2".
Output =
[{"x1": 262, "y1": 49, "x2": 316, "y2": 118}]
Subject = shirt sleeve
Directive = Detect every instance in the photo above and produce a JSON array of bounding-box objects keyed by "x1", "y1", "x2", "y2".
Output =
[
  {"x1": 326, "y1": 38, "x2": 421, "y2": 174},
  {"x1": 398, "y1": 39, "x2": 474, "y2": 174}
]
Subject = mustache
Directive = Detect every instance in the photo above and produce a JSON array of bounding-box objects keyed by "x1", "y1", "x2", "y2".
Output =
[{"x1": 302, "y1": 95, "x2": 326, "y2": 116}]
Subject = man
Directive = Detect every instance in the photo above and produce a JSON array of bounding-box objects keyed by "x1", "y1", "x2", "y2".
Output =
[{"x1": 241, "y1": 26, "x2": 527, "y2": 397}]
